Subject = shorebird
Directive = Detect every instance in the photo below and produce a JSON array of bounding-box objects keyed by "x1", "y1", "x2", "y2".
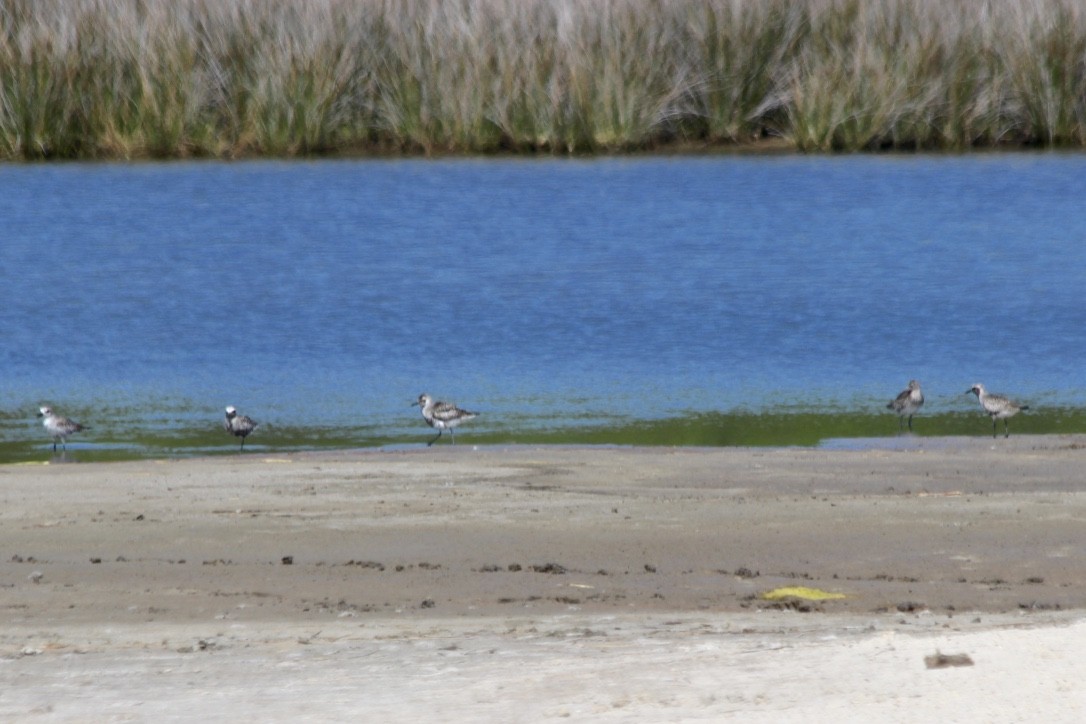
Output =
[
  {"x1": 887, "y1": 379, "x2": 924, "y2": 431},
  {"x1": 37, "y1": 406, "x2": 85, "y2": 451},
  {"x1": 966, "y1": 383, "x2": 1028, "y2": 438},
  {"x1": 223, "y1": 406, "x2": 258, "y2": 450},
  {"x1": 412, "y1": 393, "x2": 478, "y2": 446}
]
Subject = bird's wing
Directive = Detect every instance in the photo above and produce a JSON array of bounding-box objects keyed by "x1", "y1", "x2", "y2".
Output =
[{"x1": 431, "y1": 402, "x2": 464, "y2": 421}]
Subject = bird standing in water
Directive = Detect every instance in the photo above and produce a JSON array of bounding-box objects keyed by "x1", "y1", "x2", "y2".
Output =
[
  {"x1": 37, "y1": 406, "x2": 85, "y2": 451},
  {"x1": 887, "y1": 379, "x2": 924, "y2": 431},
  {"x1": 966, "y1": 383, "x2": 1028, "y2": 438},
  {"x1": 412, "y1": 393, "x2": 478, "y2": 446},
  {"x1": 223, "y1": 406, "x2": 258, "y2": 450}
]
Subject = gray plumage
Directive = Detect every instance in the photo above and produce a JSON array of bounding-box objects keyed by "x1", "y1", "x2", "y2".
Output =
[
  {"x1": 967, "y1": 383, "x2": 1028, "y2": 438},
  {"x1": 224, "y1": 406, "x2": 258, "y2": 450},
  {"x1": 37, "y1": 406, "x2": 85, "y2": 451},
  {"x1": 412, "y1": 393, "x2": 478, "y2": 446},
  {"x1": 887, "y1": 379, "x2": 924, "y2": 431}
]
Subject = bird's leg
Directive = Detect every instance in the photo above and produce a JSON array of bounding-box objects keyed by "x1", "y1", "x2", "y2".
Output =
[
  {"x1": 907, "y1": 415, "x2": 913, "y2": 432},
  {"x1": 450, "y1": 428, "x2": 456, "y2": 445},
  {"x1": 1004, "y1": 420, "x2": 1010, "y2": 438},
  {"x1": 992, "y1": 418, "x2": 997, "y2": 438},
  {"x1": 240, "y1": 437, "x2": 245, "y2": 450},
  {"x1": 428, "y1": 430, "x2": 442, "y2": 447}
]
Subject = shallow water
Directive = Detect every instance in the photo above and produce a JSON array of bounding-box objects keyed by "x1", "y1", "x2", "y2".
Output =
[{"x1": 2, "y1": 154, "x2": 1085, "y2": 461}]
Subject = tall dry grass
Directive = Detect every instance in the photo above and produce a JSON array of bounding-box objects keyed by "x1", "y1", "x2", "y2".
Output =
[{"x1": 1, "y1": 0, "x2": 1086, "y2": 158}]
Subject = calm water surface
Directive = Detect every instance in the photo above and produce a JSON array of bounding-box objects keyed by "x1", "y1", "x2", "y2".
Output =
[{"x1": 2, "y1": 155, "x2": 1085, "y2": 460}]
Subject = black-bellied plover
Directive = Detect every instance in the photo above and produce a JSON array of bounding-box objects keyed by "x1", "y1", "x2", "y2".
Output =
[
  {"x1": 37, "y1": 406, "x2": 85, "y2": 451},
  {"x1": 966, "y1": 383, "x2": 1029, "y2": 438},
  {"x1": 887, "y1": 379, "x2": 924, "y2": 431},
  {"x1": 412, "y1": 393, "x2": 478, "y2": 446},
  {"x1": 223, "y1": 406, "x2": 258, "y2": 450}
]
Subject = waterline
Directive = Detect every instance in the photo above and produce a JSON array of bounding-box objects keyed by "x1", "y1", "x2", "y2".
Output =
[{"x1": 5, "y1": 408, "x2": 1086, "y2": 465}]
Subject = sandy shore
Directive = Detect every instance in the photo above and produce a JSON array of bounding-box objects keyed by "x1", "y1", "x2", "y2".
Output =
[{"x1": 2, "y1": 438, "x2": 1085, "y2": 721}]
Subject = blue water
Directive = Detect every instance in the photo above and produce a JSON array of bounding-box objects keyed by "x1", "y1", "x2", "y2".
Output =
[{"x1": 2, "y1": 154, "x2": 1086, "y2": 457}]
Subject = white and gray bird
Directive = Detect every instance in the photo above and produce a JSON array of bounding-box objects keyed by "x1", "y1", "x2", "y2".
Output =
[
  {"x1": 223, "y1": 406, "x2": 258, "y2": 450},
  {"x1": 966, "y1": 383, "x2": 1029, "y2": 438},
  {"x1": 412, "y1": 393, "x2": 478, "y2": 446},
  {"x1": 887, "y1": 379, "x2": 924, "y2": 431},
  {"x1": 37, "y1": 406, "x2": 85, "y2": 452}
]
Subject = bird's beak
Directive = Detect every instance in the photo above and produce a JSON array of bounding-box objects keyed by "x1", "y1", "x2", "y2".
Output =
[
  {"x1": 965, "y1": 389, "x2": 974, "y2": 394},
  {"x1": 35, "y1": 411, "x2": 43, "y2": 417},
  {"x1": 410, "y1": 401, "x2": 419, "y2": 407}
]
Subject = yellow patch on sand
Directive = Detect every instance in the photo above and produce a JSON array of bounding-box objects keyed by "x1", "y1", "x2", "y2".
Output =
[{"x1": 760, "y1": 586, "x2": 846, "y2": 601}]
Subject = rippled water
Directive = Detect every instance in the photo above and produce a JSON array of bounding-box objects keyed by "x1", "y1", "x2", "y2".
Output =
[{"x1": 3, "y1": 154, "x2": 1086, "y2": 461}]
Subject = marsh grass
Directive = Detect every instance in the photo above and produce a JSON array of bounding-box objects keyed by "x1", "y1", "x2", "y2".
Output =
[{"x1": 3, "y1": 0, "x2": 1086, "y2": 159}]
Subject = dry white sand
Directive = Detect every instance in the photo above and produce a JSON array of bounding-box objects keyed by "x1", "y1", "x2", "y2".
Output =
[{"x1": 2, "y1": 439, "x2": 1085, "y2": 721}]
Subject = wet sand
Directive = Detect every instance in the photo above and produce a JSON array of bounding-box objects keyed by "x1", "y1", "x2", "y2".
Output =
[{"x1": 2, "y1": 438, "x2": 1085, "y2": 720}]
